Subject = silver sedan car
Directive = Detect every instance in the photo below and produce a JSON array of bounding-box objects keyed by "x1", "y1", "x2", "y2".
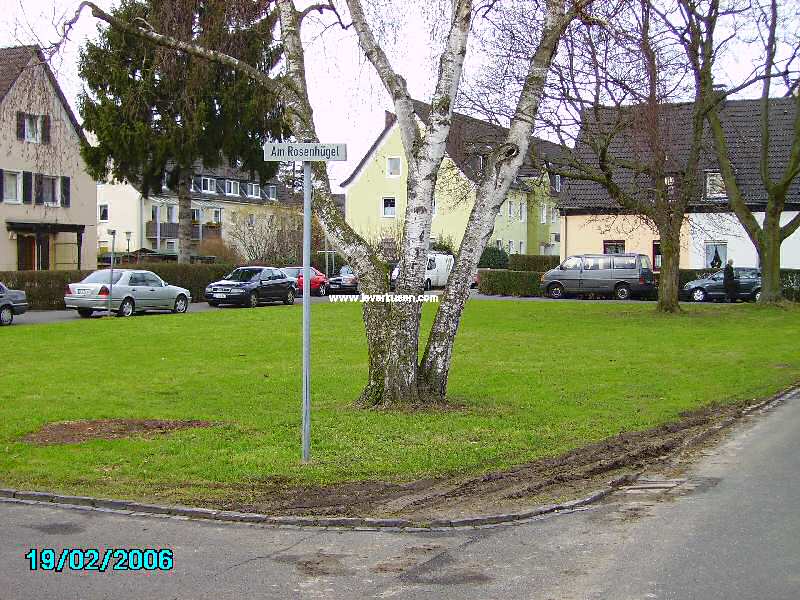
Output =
[{"x1": 64, "y1": 269, "x2": 192, "y2": 318}]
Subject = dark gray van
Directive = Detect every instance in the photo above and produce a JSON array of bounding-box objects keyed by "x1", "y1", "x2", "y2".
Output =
[{"x1": 542, "y1": 254, "x2": 655, "y2": 300}]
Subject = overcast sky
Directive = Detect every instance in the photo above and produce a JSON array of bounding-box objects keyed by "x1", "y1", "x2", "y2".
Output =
[{"x1": 1, "y1": 1, "x2": 773, "y2": 191}]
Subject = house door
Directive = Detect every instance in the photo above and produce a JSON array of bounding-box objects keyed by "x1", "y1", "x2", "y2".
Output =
[
  {"x1": 17, "y1": 236, "x2": 35, "y2": 271},
  {"x1": 36, "y1": 234, "x2": 50, "y2": 270}
]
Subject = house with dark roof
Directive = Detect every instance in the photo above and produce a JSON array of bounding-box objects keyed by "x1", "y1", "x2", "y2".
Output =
[
  {"x1": 559, "y1": 97, "x2": 800, "y2": 269},
  {"x1": 0, "y1": 45, "x2": 97, "y2": 271},
  {"x1": 96, "y1": 160, "x2": 303, "y2": 258},
  {"x1": 341, "y1": 100, "x2": 564, "y2": 258}
]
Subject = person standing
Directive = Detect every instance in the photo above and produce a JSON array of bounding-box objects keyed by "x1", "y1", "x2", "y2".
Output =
[{"x1": 723, "y1": 259, "x2": 738, "y2": 303}]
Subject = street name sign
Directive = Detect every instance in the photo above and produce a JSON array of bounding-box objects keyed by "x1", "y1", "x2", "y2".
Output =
[{"x1": 263, "y1": 142, "x2": 347, "y2": 162}]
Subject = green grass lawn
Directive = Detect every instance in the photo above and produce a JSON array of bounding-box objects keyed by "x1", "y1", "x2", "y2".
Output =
[{"x1": 1, "y1": 300, "x2": 799, "y2": 505}]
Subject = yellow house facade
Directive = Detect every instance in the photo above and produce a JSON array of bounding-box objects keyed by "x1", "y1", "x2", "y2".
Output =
[{"x1": 342, "y1": 105, "x2": 560, "y2": 258}]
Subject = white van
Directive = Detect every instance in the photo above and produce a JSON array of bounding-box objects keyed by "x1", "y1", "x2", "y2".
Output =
[{"x1": 391, "y1": 253, "x2": 455, "y2": 290}]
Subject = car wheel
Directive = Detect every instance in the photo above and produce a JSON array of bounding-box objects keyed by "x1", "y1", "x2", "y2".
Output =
[
  {"x1": 424, "y1": 279, "x2": 432, "y2": 291},
  {"x1": 284, "y1": 289, "x2": 295, "y2": 305},
  {"x1": 691, "y1": 288, "x2": 706, "y2": 302},
  {"x1": 249, "y1": 292, "x2": 259, "y2": 308},
  {"x1": 0, "y1": 305, "x2": 13, "y2": 326},
  {"x1": 614, "y1": 284, "x2": 632, "y2": 301},
  {"x1": 548, "y1": 283, "x2": 565, "y2": 299},
  {"x1": 117, "y1": 298, "x2": 135, "y2": 317},
  {"x1": 753, "y1": 289, "x2": 761, "y2": 302},
  {"x1": 318, "y1": 284, "x2": 327, "y2": 297},
  {"x1": 173, "y1": 295, "x2": 188, "y2": 314},
  {"x1": 77, "y1": 309, "x2": 93, "y2": 318}
]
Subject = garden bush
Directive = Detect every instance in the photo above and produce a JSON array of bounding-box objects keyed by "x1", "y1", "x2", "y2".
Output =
[
  {"x1": 478, "y1": 246, "x2": 509, "y2": 269},
  {"x1": 508, "y1": 254, "x2": 560, "y2": 272},
  {"x1": 478, "y1": 269, "x2": 543, "y2": 297}
]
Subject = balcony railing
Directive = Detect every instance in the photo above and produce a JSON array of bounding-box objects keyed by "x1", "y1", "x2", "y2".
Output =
[{"x1": 145, "y1": 221, "x2": 221, "y2": 241}]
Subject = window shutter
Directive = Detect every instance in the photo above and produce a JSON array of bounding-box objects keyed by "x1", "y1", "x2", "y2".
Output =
[
  {"x1": 22, "y1": 171, "x2": 32, "y2": 204},
  {"x1": 16, "y1": 112, "x2": 25, "y2": 140},
  {"x1": 34, "y1": 173, "x2": 43, "y2": 205},
  {"x1": 42, "y1": 115, "x2": 51, "y2": 144},
  {"x1": 0, "y1": 169, "x2": 4, "y2": 203},
  {"x1": 60, "y1": 176, "x2": 70, "y2": 207}
]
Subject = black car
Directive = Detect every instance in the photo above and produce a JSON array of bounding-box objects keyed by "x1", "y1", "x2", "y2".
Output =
[
  {"x1": 328, "y1": 265, "x2": 359, "y2": 294},
  {"x1": 0, "y1": 282, "x2": 28, "y2": 326},
  {"x1": 681, "y1": 268, "x2": 762, "y2": 302},
  {"x1": 205, "y1": 266, "x2": 296, "y2": 307}
]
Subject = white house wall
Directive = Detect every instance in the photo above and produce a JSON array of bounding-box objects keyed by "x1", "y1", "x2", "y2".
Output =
[{"x1": 687, "y1": 211, "x2": 800, "y2": 269}]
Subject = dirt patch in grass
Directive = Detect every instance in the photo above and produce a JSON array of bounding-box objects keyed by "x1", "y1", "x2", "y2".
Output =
[
  {"x1": 173, "y1": 392, "x2": 786, "y2": 520},
  {"x1": 24, "y1": 419, "x2": 213, "y2": 445}
]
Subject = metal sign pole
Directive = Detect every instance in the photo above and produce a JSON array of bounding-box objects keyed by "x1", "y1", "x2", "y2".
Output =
[
  {"x1": 301, "y1": 161, "x2": 312, "y2": 463},
  {"x1": 263, "y1": 142, "x2": 346, "y2": 465}
]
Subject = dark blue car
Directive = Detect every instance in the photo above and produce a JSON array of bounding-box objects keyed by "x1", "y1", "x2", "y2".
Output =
[
  {"x1": 681, "y1": 268, "x2": 762, "y2": 302},
  {"x1": 205, "y1": 266, "x2": 296, "y2": 308}
]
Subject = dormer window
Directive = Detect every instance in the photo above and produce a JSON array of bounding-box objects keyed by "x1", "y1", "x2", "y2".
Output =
[
  {"x1": 201, "y1": 177, "x2": 216, "y2": 193},
  {"x1": 264, "y1": 185, "x2": 277, "y2": 200},
  {"x1": 225, "y1": 180, "x2": 240, "y2": 196},
  {"x1": 553, "y1": 173, "x2": 562, "y2": 193},
  {"x1": 705, "y1": 171, "x2": 726, "y2": 199},
  {"x1": 247, "y1": 183, "x2": 260, "y2": 198}
]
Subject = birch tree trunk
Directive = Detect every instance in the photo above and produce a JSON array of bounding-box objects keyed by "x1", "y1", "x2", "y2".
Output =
[
  {"x1": 419, "y1": 0, "x2": 575, "y2": 399},
  {"x1": 177, "y1": 174, "x2": 193, "y2": 263}
]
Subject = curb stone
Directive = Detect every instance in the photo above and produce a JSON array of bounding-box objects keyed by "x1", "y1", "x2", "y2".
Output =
[{"x1": 2, "y1": 385, "x2": 795, "y2": 532}]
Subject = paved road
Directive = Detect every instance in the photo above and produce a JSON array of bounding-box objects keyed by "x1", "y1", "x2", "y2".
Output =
[
  {"x1": 1, "y1": 390, "x2": 797, "y2": 599},
  {"x1": 13, "y1": 290, "x2": 677, "y2": 326}
]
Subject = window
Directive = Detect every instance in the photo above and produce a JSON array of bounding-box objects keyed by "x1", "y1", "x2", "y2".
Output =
[
  {"x1": 246, "y1": 213, "x2": 256, "y2": 227},
  {"x1": 24, "y1": 114, "x2": 42, "y2": 143},
  {"x1": 478, "y1": 155, "x2": 486, "y2": 174},
  {"x1": 496, "y1": 239, "x2": 503, "y2": 250},
  {"x1": 561, "y1": 256, "x2": 582, "y2": 270},
  {"x1": 603, "y1": 240, "x2": 625, "y2": 255},
  {"x1": 554, "y1": 174, "x2": 562, "y2": 192},
  {"x1": 247, "y1": 183, "x2": 260, "y2": 198},
  {"x1": 509, "y1": 201, "x2": 515, "y2": 219},
  {"x1": 704, "y1": 241, "x2": 727, "y2": 268},
  {"x1": 583, "y1": 256, "x2": 612, "y2": 270},
  {"x1": 612, "y1": 255, "x2": 637, "y2": 269},
  {"x1": 3, "y1": 171, "x2": 20, "y2": 203},
  {"x1": 211, "y1": 208, "x2": 221, "y2": 223},
  {"x1": 167, "y1": 205, "x2": 177, "y2": 223},
  {"x1": 151, "y1": 205, "x2": 159, "y2": 221},
  {"x1": 225, "y1": 180, "x2": 240, "y2": 196},
  {"x1": 540, "y1": 203, "x2": 548, "y2": 224},
  {"x1": 265, "y1": 185, "x2": 277, "y2": 200},
  {"x1": 191, "y1": 208, "x2": 202, "y2": 222},
  {"x1": 427, "y1": 257, "x2": 436, "y2": 270},
  {"x1": 551, "y1": 207, "x2": 558, "y2": 224},
  {"x1": 201, "y1": 177, "x2": 216, "y2": 193},
  {"x1": 664, "y1": 175, "x2": 675, "y2": 195},
  {"x1": 382, "y1": 197, "x2": 396, "y2": 218},
  {"x1": 520, "y1": 201, "x2": 526, "y2": 222},
  {"x1": 144, "y1": 273, "x2": 163, "y2": 287},
  {"x1": 41, "y1": 176, "x2": 58, "y2": 206},
  {"x1": 508, "y1": 240, "x2": 514, "y2": 254},
  {"x1": 519, "y1": 241, "x2": 524, "y2": 254},
  {"x1": 128, "y1": 272, "x2": 146, "y2": 286},
  {"x1": 165, "y1": 240, "x2": 177, "y2": 252},
  {"x1": 705, "y1": 171, "x2": 726, "y2": 199},
  {"x1": 432, "y1": 196, "x2": 437, "y2": 216},
  {"x1": 99, "y1": 204, "x2": 109, "y2": 222},
  {"x1": 653, "y1": 241, "x2": 662, "y2": 271},
  {"x1": 386, "y1": 157, "x2": 401, "y2": 177}
]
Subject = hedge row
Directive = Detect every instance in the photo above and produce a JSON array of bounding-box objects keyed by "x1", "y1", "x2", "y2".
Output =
[
  {"x1": 0, "y1": 263, "x2": 235, "y2": 310},
  {"x1": 477, "y1": 269, "x2": 543, "y2": 297},
  {"x1": 507, "y1": 254, "x2": 560, "y2": 272},
  {"x1": 479, "y1": 267, "x2": 800, "y2": 300}
]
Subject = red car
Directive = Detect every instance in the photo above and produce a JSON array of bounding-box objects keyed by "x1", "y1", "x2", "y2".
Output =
[{"x1": 284, "y1": 266, "x2": 329, "y2": 296}]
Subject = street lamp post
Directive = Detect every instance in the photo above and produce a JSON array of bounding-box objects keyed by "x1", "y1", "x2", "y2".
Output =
[
  {"x1": 108, "y1": 229, "x2": 117, "y2": 316},
  {"x1": 125, "y1": 231, "x2": 132, "y2": 254}
]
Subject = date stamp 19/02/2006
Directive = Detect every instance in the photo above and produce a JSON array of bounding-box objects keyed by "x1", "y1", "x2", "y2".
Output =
[{"x1": 25, "y1": 548, "x2": 174, "y2": 573}]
